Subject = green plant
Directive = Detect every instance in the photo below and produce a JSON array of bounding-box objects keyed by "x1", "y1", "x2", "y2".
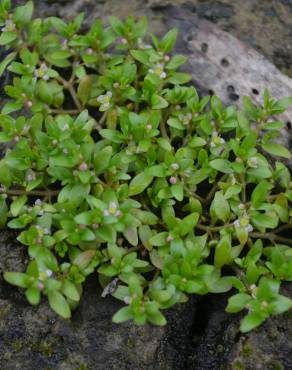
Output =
[{"x1": 0, "y1": 0, "x2": 291, "y2": 332}]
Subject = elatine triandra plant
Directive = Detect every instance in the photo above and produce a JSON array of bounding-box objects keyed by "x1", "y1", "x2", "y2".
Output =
[{"x1": 0, "y1": 0, "x2": 291, "y2": 332}]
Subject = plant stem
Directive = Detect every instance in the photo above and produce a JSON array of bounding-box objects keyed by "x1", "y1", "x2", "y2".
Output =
[
  {"x1": 57, "y1": 76, "x2": 82, "y2": 110},
  {"x1": 50, "y1": 109, "x2": 81, "y2": 115},
  {"x1": 160, "y1": 118, "x2": 169, "y2": 140},
  {"x1": 196, "y1": 223, "x2": 234, "y2": 232},
  {"x1": 249, "y1": 232, "x2": 292, "y2": 246},
  {"x1": 0, "y1": 188, "x2": 59, "y2": 197},
  {"x1": 240, "y1": 173, "x2": 246, "y2": 202},
  {"x1": 184, "y1": 187, "x2": 206, "y2": 204},
  {"x1": 205, "y1": 174, "x2": 228, "y2": 204},
  {"x1": 274, "y1": 222, "x2": 292, "y2": 234}
]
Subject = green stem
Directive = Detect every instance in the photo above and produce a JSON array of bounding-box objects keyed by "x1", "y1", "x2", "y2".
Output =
[
  {"x1": 274, "y1": 222, "x2": 292, "y2": 234},
  {"x1": 205, "y1": 174, "x2": 228, "y2": 204},
  {"x1": 249, "y1": 232, "x2": 292, "y2": 246},
  {"x1": 0, "y1": 188, "x2": 59, "y2": 197},
  {"x1": 196, "y1": 223, "x2": 234, "y2": 232},
  {"x1": 50, "y1": 109, "x2": 81, "y2": 115}
]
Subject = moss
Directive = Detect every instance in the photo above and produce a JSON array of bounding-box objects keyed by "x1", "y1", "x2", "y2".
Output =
[
  {"x1": 233, "y1": 359, "x2": 245, "y2": 370},
  {"x1": 241, "y1": 344, "x2": 253, "y2": 357},
  {"x1": 3, "y1": 351, "x2": 12, "y2": 360},
  {"x1": 39, "y1": 340, "x2": 54, "y2": 357},
  {"x1": 217, "y1": 344, "x2": 224, "y2": 353},
  {"x1": 75, "y1": 364, "x2": 89, "y2": 370},
  {"x1": 12, "y1": 339, "x2": 23, "y2": 352},
  {"x1": 127, "y1": 338, "x2": 135, "y2": 347},
  {"x1": 267, "y1": 360, "x2": 284, "y2": 370}
]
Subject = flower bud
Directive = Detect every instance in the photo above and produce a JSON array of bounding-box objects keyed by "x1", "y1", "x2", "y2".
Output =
[
  {"x1": 169, "y1": 176, "x2": 177, "y2": 185},
  {"x1": 79, "y1": 162, "x2": 88, "y2": 171}
]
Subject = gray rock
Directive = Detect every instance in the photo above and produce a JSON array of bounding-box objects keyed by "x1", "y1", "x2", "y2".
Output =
[
  {"x1": 0, "y1": 231, "x2": 196, "y2": 370},
  {"x1": 188, "y1": 287, "x2": 292, "y2": 370}
]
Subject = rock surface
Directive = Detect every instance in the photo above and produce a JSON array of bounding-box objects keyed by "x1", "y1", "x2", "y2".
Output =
[
  {"x1": 0, "y1": 232, "x2": 196, "y2": 370},
  {"x1": 1, "y1": 1, "x2": 292, "y2": 369}
]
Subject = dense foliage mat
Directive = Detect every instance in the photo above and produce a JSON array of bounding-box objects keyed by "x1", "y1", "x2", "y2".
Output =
[{"x1": 0, "y1": 0, "x2": 291, "y2": 331}]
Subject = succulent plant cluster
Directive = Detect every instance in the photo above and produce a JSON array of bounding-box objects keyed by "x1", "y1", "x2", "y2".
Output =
[{"x1": 0, "y1": 0, "x2": 291, "y2": 331}]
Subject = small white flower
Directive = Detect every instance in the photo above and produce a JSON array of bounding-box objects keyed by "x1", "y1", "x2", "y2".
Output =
[
  {"x1": 248, "y1": 156, "x2": 258, "y2": 168},
  {"x1": 159, "y1": 71, "x2": 167, "y2": 79},
  {"x1": 97, "y1": 91, "x2": 112, "y2": 111},
  {"x1": 171, "y1": 163, "x2": 180, "y2": 171},
  {"x1": 86, "y1": 48, "x2": 94, "y2": 54},
  {"x1": 175, "y1": 105, "x2": 181, "y2": 110},
  {"x1": 238, "y1": 203, "x2": 245, "y2": 210},
  {"x1": 34, "y1": 63, "x2": 50, "y2": 80},
  {"x1": 113, "y1": 82, "x2": 120, "y2": 89},
  {"x1": 146, "y1": 124, "x2": 152, "y2": 131},
  {"x1": 62, "y1": 123, "x2": 69, "y2": 130},
  {"x1": 167, "y1": 235, "x2": 174, "y2": 242},
  {"x1": 63, "y1": 148, "x2": 69, "y2": 155},
  {"x1": 26, "y1": 172, "x2": 36, "y2": 182},
  {"x1": 1, "y1": 19, "x2": 16, "y2": 33},
  {"x1": 124, "y1": 296, "x2": 131, "y2": 304},
  {"x1": 233, "y1": 219, "x2": 241, "y2": 228},
  {"x1": 246, "y1": 224, "x2": 253, "y2": 233},
  {"x1": 103, "y1": 209, "x2": 110, "y2": 217},
  {"x1": 121, "y1": 38, "x2": 127, "y2": 45},
  {"x1": 61, "y1": 39, "x2": 68, "y2": 49},
  {"x1": 35, "y1": 199, "x2": 42, "y2": 206},
  {"x1": 164, "y1": 55, "x2": 170, "y2": 62},
  {"x1": 45, "y1": 269, "x2": 53, "y2": 277},
  {"x1": 44, "y1": 229, "x2": 50, "y2": 235}
]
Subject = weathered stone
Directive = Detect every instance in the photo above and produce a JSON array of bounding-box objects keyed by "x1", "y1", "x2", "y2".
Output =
[
  {"x1": 0, "y1": 231, "x2": 196, "y2": 370},
  {"x1": 188, "y1": 287, "x2": 292, "y2": 370}
]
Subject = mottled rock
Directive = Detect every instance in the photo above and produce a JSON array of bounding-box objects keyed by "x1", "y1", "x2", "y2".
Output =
[
  {"x1": 187, "y1": 287, "x2": 292, "y2": 370},
  {"x1": 0, "y1": 232, "x2": 196, "y2": 370}
]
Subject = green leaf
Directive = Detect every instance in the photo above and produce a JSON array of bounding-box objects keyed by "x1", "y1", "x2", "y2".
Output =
[
  {"x1": 129, "y1": 172, "x2": 153, "y2": 196},
  {"x1": 226, "y1": 293, "x2": 251, "y2": 313},
  {"x1": 209, "y1": 159, "x2": 232, "y2": 174},
  {"x1": 62, "y1": 280, "x2": 80, "y2": 301},
  {"x1": 13, "y1": 1, "x2": 33, "y2": 25},
  {"x1": 214, "y1": 237, "x2": 232, "y2": 268},
  {"x1": 25, "y1": 287, "x2": 41, "y2": 305},
  {"x1": 0, "y1": 196, "x2": 8, "y2": 227},
  {"x1": 178, "y1": 212, "x2": 199, "y2": 236},
  {"x1": 100, "y1": 129, "x2": 124, "y2": 143},
  {"x1": 240, "y1": 313, "x2": 264, "y2": 333},
  {"x1": 171, "y1": 182, "x2": 184, "y2": 201},
  {"x1": 0, "y1": 31, "x2": 17, "y2": 45},
  {"x1": 4, "y1": 272, "x2": 29, "y2": 288},
  {"x1": 48, "y1": 291, "x2": 71, "y2": 319},
  {"x1": 251, "y1": 181, "x2": 272, "y2": 208},
  {"x1": 0, "y1": 51, "x2": 16, "y2": 77},
  {"x1": 123, "y1": 227, "x2": 138, "y2": 246},
  {"x1": 112, "y1": 306, "x2": 133, "y2": 323},
  {"x1": 211, "y1": 191, "x2": 230, "y2": 222},
  {"x1": 151, "y1": 94, "x2": 168, "y2": 109},
  {"x1": 10, "y1": 195, "x2": 27, "y2": 217},
  {"x1": 160, "y1": 28, "x2": 177, "y2": 52},
  {"x1": 261, "y1": 142, "x2": 291, "y2": 159},
  {"x1": 94, "y1": 146, "x2": 112, "y2": 174},
  {"x1": 189, "y1": 137, "x2": 207, "y2": 148}
]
